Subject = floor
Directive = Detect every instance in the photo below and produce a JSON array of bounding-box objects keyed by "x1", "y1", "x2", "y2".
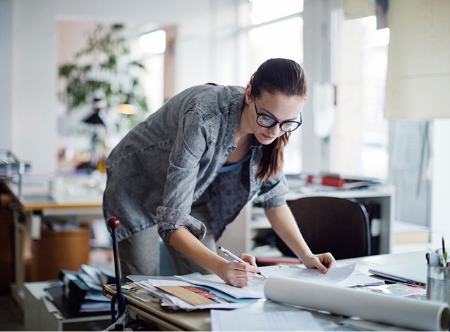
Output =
[{"x1": 0, "y1": 294, "x2": 23, "y2": 331}]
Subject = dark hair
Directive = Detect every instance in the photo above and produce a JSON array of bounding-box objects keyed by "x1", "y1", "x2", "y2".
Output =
[{"x1": 249, "y1": 58, "x2": 307, "y2": 181}]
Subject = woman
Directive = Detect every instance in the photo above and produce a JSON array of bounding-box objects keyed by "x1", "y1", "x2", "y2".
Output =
[{"x1": 103, "y1": 58, "x2": 336, "y2": 287}]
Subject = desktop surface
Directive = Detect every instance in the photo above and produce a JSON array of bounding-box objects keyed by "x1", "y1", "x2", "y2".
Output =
[{"x1": 103, "y1": 251, "x2": 430, "y2": 331}]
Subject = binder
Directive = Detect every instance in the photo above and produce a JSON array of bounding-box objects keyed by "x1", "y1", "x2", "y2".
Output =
[
  {"x1": 59, "y1": 269, "x2": 91, "y2": 313},
  {"x1": 306, "y1": 173, "x2": 380, "y2": 189}
]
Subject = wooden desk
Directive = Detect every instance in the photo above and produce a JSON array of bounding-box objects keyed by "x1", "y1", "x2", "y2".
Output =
[
  {"x1": 1, "y1": 175, "x2": 103, "y2": 308},
  {"x1": 103, "y1": 251, "x2": 427, "y2": 331},
  {"x1": 103, "y1": 286, "x2": 210, "y2": 331}
]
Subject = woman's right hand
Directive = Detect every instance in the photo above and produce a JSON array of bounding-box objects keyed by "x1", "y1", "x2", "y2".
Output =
[{"x1": 221, "y1": 256, "x2": 261, "y2": 287}]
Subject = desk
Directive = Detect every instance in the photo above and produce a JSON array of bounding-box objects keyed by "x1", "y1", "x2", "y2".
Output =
[
  {"x1": 1, "y1": 175, "x2": 103, "y2": 308},
  {"x1": 103, "y1": 251, "x2": 427, "y2": 331},
  {"x1": 337, "y1": 250, "x2": 426, "y2": 275}
]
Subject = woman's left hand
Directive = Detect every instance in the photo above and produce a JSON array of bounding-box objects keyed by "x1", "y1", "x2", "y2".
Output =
[{"x1": 301, "y1": 252, "x2": 336, "y2": 273}]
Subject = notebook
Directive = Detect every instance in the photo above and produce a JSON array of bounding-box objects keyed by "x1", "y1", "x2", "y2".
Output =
[{"x1": 368, "y1": 263, "x2": 427, "y2": 286}]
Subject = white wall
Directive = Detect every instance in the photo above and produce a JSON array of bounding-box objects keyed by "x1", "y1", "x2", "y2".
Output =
[
  {"x1": 0, "y1": 0, "x2": 13, "y2": 151},
  {"x1": 2, "y1": 0, "x2": 242, "y2": 173},
  {"x1": 431, "y1": 119, "x2": 450, "y2": 241}
]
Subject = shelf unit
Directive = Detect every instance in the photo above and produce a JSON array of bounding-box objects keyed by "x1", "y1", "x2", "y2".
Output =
[
  {"x1": 24, "y1": 282, "x2": 110, "y2": 331},
  {"x1": 217, "y1": 185, "x2": 395, "y2": 257}
]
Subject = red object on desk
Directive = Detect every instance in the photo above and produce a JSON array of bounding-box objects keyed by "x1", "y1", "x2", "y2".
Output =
[
  {"x1": 307, "y1": 175, "x2": 344, "y2": 187},
  {"x1": 306, "y1": 174, "x2": 378, "y2": 189},
  {"x1": 256, "y1": 257, "x2": 302, "y2": 266}
]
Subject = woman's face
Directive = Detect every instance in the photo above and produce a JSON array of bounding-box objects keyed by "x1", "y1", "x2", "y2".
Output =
[{"x1": 246, "y1": 89, "x2": 305, "y2": 145}]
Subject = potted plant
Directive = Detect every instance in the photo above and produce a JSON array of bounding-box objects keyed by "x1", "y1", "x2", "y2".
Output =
[{"x1": 58, "y1": 23, "x2": 149, "y2": 170}]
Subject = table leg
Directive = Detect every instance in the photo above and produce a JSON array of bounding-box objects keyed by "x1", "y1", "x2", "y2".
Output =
[{"x1": 12, "y1": 208, "x2": 25, "y2": 308}]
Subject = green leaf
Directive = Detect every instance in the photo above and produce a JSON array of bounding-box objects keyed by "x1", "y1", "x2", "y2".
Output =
[
  {"x1": 129, "y1": 61, "x2": 146, "y2": 70},
  {"x1": 59, "y1": 64, "x2": 76, "y2": 77}
]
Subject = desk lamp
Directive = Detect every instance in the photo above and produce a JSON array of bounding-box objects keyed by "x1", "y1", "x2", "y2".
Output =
[{"x1": 81, "y1": 97, "x2": 107, "y2": 171}]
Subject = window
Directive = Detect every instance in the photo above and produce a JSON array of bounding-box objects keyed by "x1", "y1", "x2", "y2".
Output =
[
  {"x1": 243, "y1": 4, "x2": 389, "y2": 179},
  {"x1": 333, "y1": 16, "x2": 389, "y2": 180}
]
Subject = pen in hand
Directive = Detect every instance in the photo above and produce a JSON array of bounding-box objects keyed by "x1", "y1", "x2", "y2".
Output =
[{"x1": 218, "y1": 246, "x2": 267, "y2": 278}]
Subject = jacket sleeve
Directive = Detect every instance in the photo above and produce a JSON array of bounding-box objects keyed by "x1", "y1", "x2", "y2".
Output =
[{"x1": 156, "y1": 109, "x2": 209, "y2": 244}]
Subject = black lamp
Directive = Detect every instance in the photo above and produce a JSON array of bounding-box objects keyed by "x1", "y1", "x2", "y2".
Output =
[
  {"x1": 78, "y1": 97, "x2": 107, "y2": 171},
  {"x1": 83, "y1": 97, "x2": 107, "y2": 126}
]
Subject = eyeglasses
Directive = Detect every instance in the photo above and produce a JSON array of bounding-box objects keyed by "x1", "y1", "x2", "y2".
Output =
[{"x1": 254, "y1": 102, "x2": 302, "y2": 132}]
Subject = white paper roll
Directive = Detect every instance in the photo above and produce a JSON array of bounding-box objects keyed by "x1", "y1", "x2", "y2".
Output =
[{"x1": 264, "y1": 276, "x2": 450, "y2": 331}]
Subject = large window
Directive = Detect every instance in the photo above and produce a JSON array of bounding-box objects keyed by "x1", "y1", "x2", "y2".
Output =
[
  {"x1": 243, "y1": 3, "x2": 390, "y2": 179},
  {"x1": 333, "y1": 16, "x2": 389, "y2": 180}
]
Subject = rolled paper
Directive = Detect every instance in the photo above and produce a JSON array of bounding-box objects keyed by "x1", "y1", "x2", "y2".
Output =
[{"x1": 264, "y1": 276, "x2": 450, "y2": 331}]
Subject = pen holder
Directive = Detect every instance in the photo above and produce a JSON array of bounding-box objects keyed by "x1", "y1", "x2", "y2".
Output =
[{"x1": 427, "y1": 265, "x2": 450, "y2": 305}]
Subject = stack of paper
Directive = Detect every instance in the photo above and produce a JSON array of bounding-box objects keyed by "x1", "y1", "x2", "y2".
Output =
[
  {"x1": 76, "y1": 264, "x2": 115, "y2": 313},
  {"x1": 135, "y1": 277, "x2": 259, "y2": 311},
  {"x1": 131, "y1": 263, "x2": 381, "y2": 312}
]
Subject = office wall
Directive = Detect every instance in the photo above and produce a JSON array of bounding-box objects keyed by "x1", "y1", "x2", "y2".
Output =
[
  {"x1": 431, "y1": 119, "x2": 450, "y2": 241},
  {"x1": 2, "y1": 0, "x2": 242, "y2": 173},
  {"x1": 0, "y1": 0, "x2": 13, "y2": 151}
]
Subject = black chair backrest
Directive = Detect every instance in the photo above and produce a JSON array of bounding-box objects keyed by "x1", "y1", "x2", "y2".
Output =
[{"x1": 276, "y1": 196, "x2": 371, "y2": 260}]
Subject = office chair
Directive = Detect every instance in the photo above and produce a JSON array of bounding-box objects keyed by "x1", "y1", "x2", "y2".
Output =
[{"x1": 276, "y1": 196, "x2": 371, "y2": 260}]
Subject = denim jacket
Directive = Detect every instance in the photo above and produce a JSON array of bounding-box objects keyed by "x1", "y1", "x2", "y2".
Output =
[{"x1": 103, "y1": 83, "x2": 288, "y2": 243}]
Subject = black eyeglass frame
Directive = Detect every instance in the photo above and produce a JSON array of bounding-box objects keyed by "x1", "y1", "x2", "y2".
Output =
[{"x1": 254, "y1": 102, "x2": 302, "y2": 133}]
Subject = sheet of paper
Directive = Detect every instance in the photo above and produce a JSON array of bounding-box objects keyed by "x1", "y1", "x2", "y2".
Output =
[
  {"x1": 260, "y1": 263, "x2": 355, "y2": 284},
  {"x1": 340, "y1": 319, "x2": 405, "y2": 331},
  {"x1": 176, "y1": 264, "x2": 356, "y2": 299},
  {"x1": 335, "y1": 271, "x2": 385, "y2": 288},
  {"x1": 176, "y1": 273, "x2": 266, "y2": 299},
  {"x1": 156, "y1": 286, "x2": 217, "y2": 305},
  {"x1": 211, "y1": 310, "x2": 323, "y2": 331},
  {"x1": 143, "y1": 279, "x2": 193, "y2": 287}
]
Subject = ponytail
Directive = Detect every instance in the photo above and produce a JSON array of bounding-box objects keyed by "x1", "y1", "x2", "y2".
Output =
[{"x1": 249, "y1": 58, "x2": 307, "y2": 181}]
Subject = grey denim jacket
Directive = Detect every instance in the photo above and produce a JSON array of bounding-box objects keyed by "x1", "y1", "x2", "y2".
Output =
[{"x1": 103, "y1": 83, "x2": 289, "y2": 243}]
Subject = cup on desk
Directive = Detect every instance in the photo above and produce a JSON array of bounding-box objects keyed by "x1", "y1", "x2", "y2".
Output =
[{"x1": 426, "y1": 265, "x2": 450, "y2": 304}]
